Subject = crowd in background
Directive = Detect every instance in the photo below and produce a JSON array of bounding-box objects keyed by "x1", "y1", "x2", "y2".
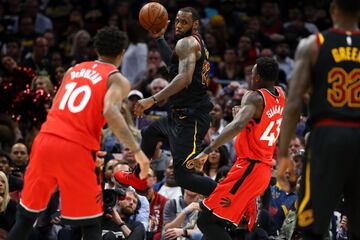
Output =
[{"x1": 0, "y1": 0, "x2": 351, "y2": 239}]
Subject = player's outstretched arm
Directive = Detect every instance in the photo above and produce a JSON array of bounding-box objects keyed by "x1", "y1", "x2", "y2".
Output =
[
  {"x1": 103, "y1": 73, "x2": 150, "y2": 179},
  {"x1": 278, "y1": 35, "x2": 317, "y2": 191},
  {"x1": 194, "y1": 91, "x2": 263, "y2": 166},
  {"x1": 134, "y1": 37, "x2": 198, "y2": 116}
]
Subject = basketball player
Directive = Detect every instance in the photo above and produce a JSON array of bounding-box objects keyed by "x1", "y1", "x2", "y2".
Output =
[
  {"x1": 193, "y1": 58, "x2": 285, "y2": 240},
  {"x1": 7, "y1": 27, "x2": 150, "y2": 240},
  {"x1": 134, "y1": 7, "x2": 217, "y2": 196},
  {"x1": 278, "y1": 0, "x2": 360, "y2": 239}
]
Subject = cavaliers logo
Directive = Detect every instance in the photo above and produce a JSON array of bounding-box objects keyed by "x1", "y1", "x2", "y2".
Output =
[{"x1": 185, "y1": 160, "x2": 195, "y2": 170}]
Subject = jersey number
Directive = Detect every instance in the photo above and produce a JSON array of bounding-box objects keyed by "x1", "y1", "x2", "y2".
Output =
[
  {"x1": 260, "y1": 118, "x2": 282, "y2": 146},
  {"x1": 327, "y1": 68, "x2": 360, "y2": 107},
  {"x1": 59, "y1": 82, "x2": 92, "y2": 113}
]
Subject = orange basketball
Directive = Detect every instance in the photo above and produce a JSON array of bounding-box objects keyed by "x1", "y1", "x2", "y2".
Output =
[{"x1": 139, "y1": 2, "x2": 168, "y2": 34}]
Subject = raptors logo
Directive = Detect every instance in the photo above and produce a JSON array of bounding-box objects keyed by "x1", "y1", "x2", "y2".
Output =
[{"x1": 220, "y1": 197, "x2": 232, "y2": 208}]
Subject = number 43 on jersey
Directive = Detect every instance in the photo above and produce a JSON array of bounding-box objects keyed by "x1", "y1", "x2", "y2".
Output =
[{"x1": 260, "y1": 118, "x2": 282, "y2": 146}]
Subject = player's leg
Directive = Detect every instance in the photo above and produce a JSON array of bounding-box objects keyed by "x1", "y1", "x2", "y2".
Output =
[
  {"x1": 197, "y1": 206, "x2": 232, "y2": 240},
  {"x1": 7, "y1": 133, "x2": 58, "y2": 240},
  {"x1": 343, "y1": 127, "x2": 360, "y2": 239},
  {"x1": 57, "y1": 142, "x2": 103, "y2": 240},
  {"x1": 141, "y1": 116, "x2": 169, "y2": 158},
  {"x1": 298, "y1": 127, "x2": 347, "y2": 239},
  {"x1": 200, "y1": 159, "x2": 271, "y2": 239},
  {"x1": 170, "y1": 111, "x2": 217, "y2": 196}
]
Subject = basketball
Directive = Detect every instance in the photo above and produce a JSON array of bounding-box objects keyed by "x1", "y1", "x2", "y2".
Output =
[{"x1": 139, "y1": 2, "x2": 168, "y2": 34}]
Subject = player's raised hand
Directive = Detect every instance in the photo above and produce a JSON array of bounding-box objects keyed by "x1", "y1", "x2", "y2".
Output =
[
  {"x1": 276, "y1": 156, "x2": 295, "y2": 193},
  {"x1": 134, "y1": 97, "x2": 155, "y2": 117},
  {"x1": 150, "y1": 20, "x2": 170, "y2": 39},
  {"x1": 192, "y1": 152, "x2": 209, "y2": 172}
]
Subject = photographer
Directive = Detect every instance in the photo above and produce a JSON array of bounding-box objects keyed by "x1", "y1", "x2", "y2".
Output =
[{"x1": 102, "y1": 189, "x2": 145, "y2": 240}]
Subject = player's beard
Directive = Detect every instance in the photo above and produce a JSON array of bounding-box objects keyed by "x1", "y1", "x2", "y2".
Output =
[{"x1": 174, "y1": 28, "x2": 193, "y2": 42}]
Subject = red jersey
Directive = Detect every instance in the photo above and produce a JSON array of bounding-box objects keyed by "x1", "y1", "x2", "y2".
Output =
[
  {"x1": 235, "y1": 87, "x2": 285, "y2": 165},
  {"x1": 41, "y1": 61, "x2": 118, "y2": 150},
  {"x1": 149, "y1": 192, "x2": 168, "y2": 240}
]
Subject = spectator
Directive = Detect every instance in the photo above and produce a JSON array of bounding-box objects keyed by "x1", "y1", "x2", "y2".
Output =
[
  {"x1": 163, "y1": 190, "x2": 202, "y2": 240},
  {"x1": 102, "y1": 189, "x2": 146, "y2": 240},
  {"x1": 31, "y1": 75, "x2": 54, "y2": 95},
  {"x1": 15, "y1": 15, "x2": 38, "y2": 56},
  {"x1": 202, "y1": 145, "x2": 229, "y2": 180},
  {"x1": 216, "y1": 47, "x2": 242, "y2": 81},
  {"x1": 121, "y1": 22, "x2": 148, "y2": 85},
  {"x1": 158, "y1": 161, "x2": 182, "y2": 200},
  {"x1": 146, "y1": 168, "x2": 168, "y2": 240},
  {"x1": 2, "y1": 38, "x2": 21, "y2": 64},
  {"x1": 9, "y1": 143, "x2": 28, "y2": 178},
  {"x1": 69, "y1": 30, "x2": 92, "y2": 65},
  {"x1": 104, "y1": 159, "x2": 121, "y2": 190},
  {"x1": 0, "y1": 151, "x2": 23, "y2": 194},
  {"x1": 144, "y1": 78, "x2": 170, "y2": 122},
  {"x1": 22, "y1": 37, "x2": 50, "y2": 76},
  {"x1": 288, "y1": 136, "x2": 304, "y2": 155},
  {"x1": 17, "y1": 0, "x2": 53, "y2": 34},
  {"x1": 259, "y1": 0, "x2": 284, "y2": 42},
  {"x1": 0, "y1": 171, "x2": 17, "y2": 236},
  {"x1": 237, "y1": 35, "x2": 258, "y2": 68},
  {"x1": 274, "y1": 41, "x2": 294, "y2": 82}
]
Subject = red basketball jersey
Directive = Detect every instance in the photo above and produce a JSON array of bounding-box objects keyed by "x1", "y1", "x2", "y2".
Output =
[
  {"x1": 41, "y1": 61, "x2": 118, "y2": 150},
  {"x1": 235, "y1": 87, "x2": 285, "y2": 165}
]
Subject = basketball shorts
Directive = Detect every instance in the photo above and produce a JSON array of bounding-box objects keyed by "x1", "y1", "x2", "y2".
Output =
[
  {"x1": 20, "y1": 133, "x2": 103, "y2": 225},
  {"x1": 202, "y1": 158, "x2": 272, "y2": 225}
]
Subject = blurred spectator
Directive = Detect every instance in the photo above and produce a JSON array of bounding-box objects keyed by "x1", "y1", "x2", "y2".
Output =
[
  {"x1": 163, "y1": 190, "x2": 202, "y2": 240},
  {"x1": 146, "y1": 168, "x2": 168, "y2": 240},
  {"x1": 31, "y1": 75, "x2": 54, "y2": 95},
  {"x1": 9, "y1": 142, "x2": 28, "y2": 178},
  {"x1": 246, "y1": 16, "x2": 273, "y2": 48},
  {"x1": 216, "y1": 47, "x2": 242, "y2": 81},
  {"x1": 15, "y1": 0, "x2": 53, "y2": 34},
  {"x1": 259, "y1": 0, "x2": 284, "y2": 42},
  {"x1": 336, "y1": 215, "x2": 348, "y2": 240},
  {"x1": 0, "y1": 171, "x2": 17, "y2": 236},
  {"x1": 69, "y1": 30, "x2": 92, "y2": 65},
  {"x1": 121, "y1": 22, "x2": 148, "y2": 84},
  {"x1": 202, "y1": 145, "x2": 229, "y2": 180},
  {"x1": 144, "y1": 78, "x2": 170, "y2": 122},
  {"x1": 158, "y1": 162, "x2": 182, "y2": 200},
  {"x1": 0, "y1": 151, "x2": 23, "y2": 193},
  {"x1": 288, "y1": 136, "x2": 304, "y2": 155},
  {"x1": 126, "y1": 90, "x2": 151, "y2": 130},
  {"x1": 237, "y1": 35, "x2": 258, "y2": 68},
  {"x1": 104, "y1": 159, "x2": 121, "y2": 190},
  {"x1": 260, "y1": 48, "x2": 274, "y2": 58},
  {"x1": 45, "y1": 0, "x2": 73, "y2": 33},
  {"x1": 82, "y1": 0, "x2": 108, "y2": 35},
  {"x1": 2, "y1": 38, "x2": 21, "y2": 64},
  {"x1": 15, "y1": 15, "x2": 38, "y2": 56},
  {"x1": 284, "y1": 5, "x2": 318, "y2": 34},
  {"x1": 0, "y1": 115, "x2": 17, "y2": 153},
  {"x1": 43, "y1": 30, "x2": 58, "y2": 53},
  {"x1": 274, "y1": 41, "x2": 294, "y2": 82},
  {"x1": 22, "y1": 37, "x2": 50, "y2": 76}
]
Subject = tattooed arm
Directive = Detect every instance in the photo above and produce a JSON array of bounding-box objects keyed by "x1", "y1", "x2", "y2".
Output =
[
  {"x1": 103, "y1": 73, "x2": 149, "y2": 179},
  {"x1": 203, "y1": 91, "x2": 264, "y2": 153},
  {"x1": 153, "y1": 36, "x2": 198, "y2": 101},
  {"x1": 134, "y1": 37, "x2": 199, "y2": 116}
]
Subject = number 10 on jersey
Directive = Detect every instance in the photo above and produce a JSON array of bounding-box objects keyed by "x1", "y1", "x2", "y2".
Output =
[{"x1": 59, "y1": 82, "x2": 92, "y2": 113}]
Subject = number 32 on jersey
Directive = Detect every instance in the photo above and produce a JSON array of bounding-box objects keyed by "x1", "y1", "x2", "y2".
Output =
[{"x1": 59, "y1": 82, "x2": 92, "y2": 113}]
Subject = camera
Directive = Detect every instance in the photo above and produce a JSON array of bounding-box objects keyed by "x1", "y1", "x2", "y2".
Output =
[{"x1": 103, "y1": 188, "x2": 126, "y2": 214}]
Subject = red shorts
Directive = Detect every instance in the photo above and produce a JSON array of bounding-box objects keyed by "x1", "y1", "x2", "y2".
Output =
[
  {"x1": 20, "y1": 133, "x2": 102, "y2": 223},
  {"x1": 203, "y1": 158, "x2": 271, "y2": 226}
]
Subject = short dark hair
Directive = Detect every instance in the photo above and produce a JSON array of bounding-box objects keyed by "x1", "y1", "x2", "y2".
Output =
[
  {"x1": 334, "y1": 0, "x2": 360, "y2": 14},
  {"x1": 0, "y1": 151, "x2": 11, "y2": 164},
  {"x1": 179, "y1": 7, "x2": 200, "y2": 21},
  {"x1": 255, "y1": 57, "x2": 279, "y2": 82},
  {"x1": 93, "y1": 27, "x2": 128, "y2": 58}
]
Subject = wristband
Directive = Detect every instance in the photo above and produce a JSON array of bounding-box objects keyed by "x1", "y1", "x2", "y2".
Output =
[
  {"x1": 152, "y1": 95, "x2": 158, "y2": 104},
  {"x1": 118, "y1": 222, "x2": 126, "y2": 227}
]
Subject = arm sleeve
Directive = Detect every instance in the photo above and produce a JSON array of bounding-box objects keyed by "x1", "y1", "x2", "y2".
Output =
[{"x1": 156, "y1": 37, "x2": 172, "y2": 66}]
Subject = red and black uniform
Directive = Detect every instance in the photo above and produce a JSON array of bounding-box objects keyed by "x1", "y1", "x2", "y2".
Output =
[
  {"x1": 148, "y1": 192, "x2": 168, "y2": 240},
  {"x1": 298, "y1": 29, "x2": 360, "y2": 236},
  {"x1": 202, "y1": 87, "x2": 285, "y2": 228},
  {"x1": 20, "y1": 61, "x2": 118, "y2": 224}
]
